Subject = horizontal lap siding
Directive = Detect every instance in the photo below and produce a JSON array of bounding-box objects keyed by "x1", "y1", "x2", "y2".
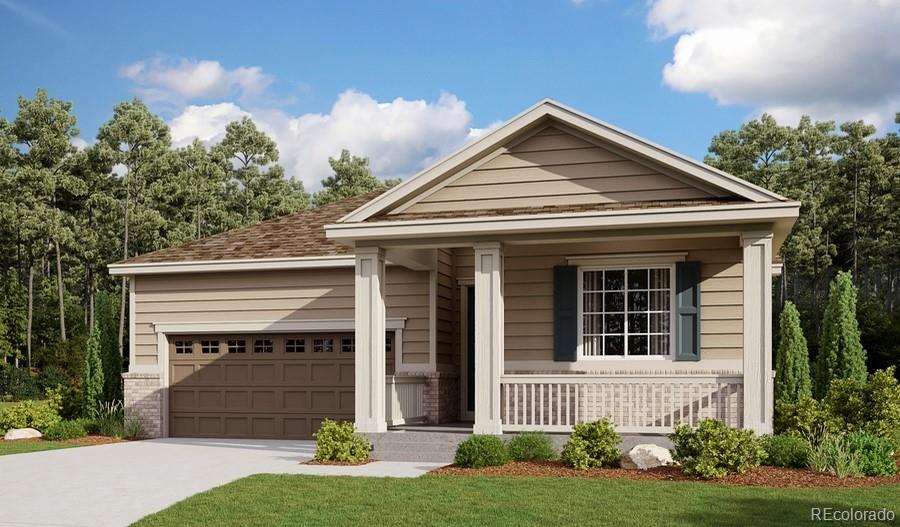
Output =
[
  {"x1": 453, "y1": 237, "x2": 743, "y2": 365},
  {"x1": 133, "y1": 267, "x2": 431, "y2": 367},
  {"x1": 437, "y1": 249, "x2": 456, "y2": 367},
  {"x1": 402, "y1": 126, "x2": 717, "y2": 214}
]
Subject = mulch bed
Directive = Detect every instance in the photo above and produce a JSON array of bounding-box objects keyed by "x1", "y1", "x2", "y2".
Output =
[
  {"x1": 6, "y1": 435, "x2": 125, "y2": 446},
  {"x1": 431, "y1": 461, "x2": 900, "y2": 488},
  {"x1": 303, "y1": 459, "x2": 373, "y2": 466}
]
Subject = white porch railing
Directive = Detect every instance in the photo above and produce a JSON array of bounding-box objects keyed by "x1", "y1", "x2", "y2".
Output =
[
  {"x1": 501, "y1": 373, "x2": 743, "y2": 433},
  {"x1": 385, "y1": 375, "x2": 427, "y2": 426}
]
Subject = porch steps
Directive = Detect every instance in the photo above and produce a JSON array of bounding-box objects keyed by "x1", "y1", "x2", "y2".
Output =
[{"x1": 365, "y1": 430, "x2": 472, "y2": 463}]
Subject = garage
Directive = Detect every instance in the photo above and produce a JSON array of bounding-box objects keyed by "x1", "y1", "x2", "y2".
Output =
[{"x1": 167, "y1": 333, "x2": 356, "y2": 439}]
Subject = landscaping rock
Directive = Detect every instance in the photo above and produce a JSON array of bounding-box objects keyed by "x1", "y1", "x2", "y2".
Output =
[
  {"x1": 4, "y1": 427, "x2": 43, "y2": 440},
  {"x1": 620, "y1": 444, "x2": 673, "y2": 470}
]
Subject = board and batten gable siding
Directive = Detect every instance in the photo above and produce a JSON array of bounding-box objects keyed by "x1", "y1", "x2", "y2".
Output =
[
  {"x1": 398, "y1": 126, "x2": 727, "y2": 214},
  {"x1": 453, "y1": 237, "x2": 743, "y2": 369},
  {"x1": 131, "y1": 267, "x2": 432, "y2": 368}
]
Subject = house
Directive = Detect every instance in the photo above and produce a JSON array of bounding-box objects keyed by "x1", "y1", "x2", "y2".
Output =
[{"x1": 109, "y1": 99, "x2": 799, "y2": 440}]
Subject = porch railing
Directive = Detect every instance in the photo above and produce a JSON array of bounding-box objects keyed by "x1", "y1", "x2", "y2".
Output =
[
  {"x1": 385, "y1": 375, "x2": 427, "y2": 426},
  {"x1": 500, "y1": 373, "x2": 743, "y2": 433}
]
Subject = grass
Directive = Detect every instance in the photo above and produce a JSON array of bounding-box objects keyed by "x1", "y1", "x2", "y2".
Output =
[
  {"x1": 0, "y1": 440, "x2": 81, "y2": 456},
  {"x1": 134, "y1": 474, "x2": 900, "y2": 527}
]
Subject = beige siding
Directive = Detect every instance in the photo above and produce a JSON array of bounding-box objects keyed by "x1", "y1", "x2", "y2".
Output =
[
  {"x1": 436, "y1": 249, "x2": 456, "y2": 368},
  {"x1": 133, "y1": 267, "x2": 432, "y2": 367},
  {"x1": 400, "y1": 126, "x2": 719, "y2": 214},
  {"x1": 453, "y1": 236, "x2": 743, "y2": 369}
]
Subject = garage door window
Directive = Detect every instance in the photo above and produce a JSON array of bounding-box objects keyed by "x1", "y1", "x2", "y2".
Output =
[
  {"x1": 227, "y1": 339, "x2": 246, "y2": 353},
  {"x1": 253, "y1": 339, "x2": 274, "y2": 353},
  {"x1": 175, "y1": 340, "x2": 193, "y2": 354},
  {"x1": 313, "y1": 337, "x2": 334, "y2": 353},
  {"x1": 285, "y1": 338, "x2": 305, "y2": 353},
  {"x1": 341, "y1": 336, "x2": 355, "y2": 353},
  {"x1": 201, "y1": 340, "x2": 219, "y2": 354}
]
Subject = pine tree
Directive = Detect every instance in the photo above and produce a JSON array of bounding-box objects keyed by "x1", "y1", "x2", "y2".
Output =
[
  {"x1": 96, "y1": 291, "x2": 122, "y2": 402},
  {"x1": 774, "y1": 302, "x2": 812, "y2": 402},
  {"x1": 814, "y1": 271, "x2": 867, "y2": 397},
  {"x1": 81, "y1": 323, "x2": 105, "y2": 415}
]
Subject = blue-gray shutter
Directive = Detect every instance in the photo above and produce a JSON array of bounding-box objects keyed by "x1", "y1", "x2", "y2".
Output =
[
  {"x1": 675, "y1": 261, "x2": 701, "y2": 361},
  {"x1": 553, "y1": 265, "x2": 578, "y2": 362}
]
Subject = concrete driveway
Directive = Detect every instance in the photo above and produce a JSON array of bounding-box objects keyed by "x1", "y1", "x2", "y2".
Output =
[{"x1": 0, "y1": 438, "x2": 443, "y2": 527}]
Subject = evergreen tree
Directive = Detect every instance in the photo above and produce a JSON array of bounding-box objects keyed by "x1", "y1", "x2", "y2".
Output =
[
  {"x1": 814, "y1": 271, "x2": 867, "y2": 397},
  {"x1": 313, "y1": 149, "x2": 397, "y2": 206},
  {"x1": 81, "y1": 323, "x2": 104, "y2": 415},
  {"x1": 96, "y1": 291, "x2": 121, "y2": 402},
  {"x1": 774, "y1": 302, "x2": 812, "y2": 402}
]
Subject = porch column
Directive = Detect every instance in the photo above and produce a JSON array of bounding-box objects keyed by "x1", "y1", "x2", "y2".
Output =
[
  {"x1": 742, "y1": 232, "x2": 773, "y2": 434},
  {"x1": 473, "y1": 242, "x2": 504, "y2": 434},
  {"x1": 355, "y1": 246, "x2": 387, "y2": 433}
]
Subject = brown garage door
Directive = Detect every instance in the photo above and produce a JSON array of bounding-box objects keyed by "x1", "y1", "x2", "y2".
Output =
[{"x1": 168, "y1": 333, "x2": 355, "y2": 439}]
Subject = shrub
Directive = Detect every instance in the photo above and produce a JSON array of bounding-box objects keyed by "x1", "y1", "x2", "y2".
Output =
[
  {"x1": 846, "y1": 430, "x2": 897, "y2": 477},
  {"x1": 825, "y1": 367, "x2": 900, "y2": 446},
  {"x1": 761, "y1": 434, "x2": 810, "y2": 468},
  {"x1": 560, "y1": 418, "x2": 620, "y2": 469},
  {"x1": 76, "y1": 417, "x2": 99, "y2": 435},
  {"x1": 507, "y1": 432, "x2": 557, "y2": 461},
  {"x1": 808, "y1": 432, "x2": 863, "y2": 478},
  {"x1": 774, "y1": 397, "x2": 841, "y2": 437},
  {"x1": 123, "y1": 416, "x2": 146, "y2": 439},
  {"x1": 313, "y1": 419, "x2": 371, "y2": 463},
  {"x1": 775, "y1": 302, "x2": 812, "y2": 403},
  {"x1": 36, "y1": 365, "x2": 68, "y2": 395},
  {"x1": 81, "y1": 325, "x2": 104, "y2": 417},
  {"x1": 44, "y1": 419, "x2": 87, "y2": 441},
  {"x1": 0, "y1": 364, "x2": 41, "y2": 401},
  {"x1": 814, "y1": 272, "x2": 866, "y2": 397},
  {"x1": 0, "y1": 398, "x2": 62, "y2": 433},
  {"x1": 670, "y1": 418, "x2": 766, "y2": 478},
  {"x1": 454, "y1": 435, "x2": 509, "y2": 468}
]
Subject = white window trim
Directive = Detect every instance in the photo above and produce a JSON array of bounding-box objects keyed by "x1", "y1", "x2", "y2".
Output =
[{"x1": 576, "y1": 263, "x2": 677, "y2": 361}]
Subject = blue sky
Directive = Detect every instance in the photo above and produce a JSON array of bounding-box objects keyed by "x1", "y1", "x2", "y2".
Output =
[{"x1": 2, "y1": 0, "x2": 898, "y2": 188}]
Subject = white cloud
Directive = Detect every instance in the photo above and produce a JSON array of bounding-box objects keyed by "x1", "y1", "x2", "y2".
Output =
[
  {"x1": 168, "y1": 90, "x2": 479, "y2": 190},
  {"x1": 119, "y1": 57, "x2": 273, "y2": 104},
  {"x1": 647, "y1": 0, "x2": 900, "y2": 128}
]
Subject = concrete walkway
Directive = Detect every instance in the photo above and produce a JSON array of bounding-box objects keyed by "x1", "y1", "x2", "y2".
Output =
[{"x1": 0, "y1": 438, "x2": 444, "y2": 527}]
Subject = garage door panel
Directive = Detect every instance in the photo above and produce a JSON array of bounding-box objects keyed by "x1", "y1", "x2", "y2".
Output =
[{"x1": 169, "y1": 333, "x2": 356, "y2": 439}]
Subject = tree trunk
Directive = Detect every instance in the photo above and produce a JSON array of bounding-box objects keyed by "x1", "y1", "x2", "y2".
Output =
[
  {"x1": 55, "y1": 239, "x2": 66, "y2": 341},
  {"x1": 27, "y1": 265, "x2": 33, "y2": 369},
  {"x1": 118, "y1": 202, "x2": 129, "y2": 361}
]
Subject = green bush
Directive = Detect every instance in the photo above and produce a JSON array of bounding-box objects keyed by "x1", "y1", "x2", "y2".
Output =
[
  {"x1": 846, "y1": 431, "x2": 897, "y2": 477},
  {"x1": 808, "y1": 432, "x2": 863, "y2": 478},
  {"x1": 670, "y1": 418, "x2": 766, "y2": 478},
  {"x1": 0, "y1": 364, "x2": 41, "y2": 401},
  {"x1": 560, "y1": 418, "x2": 620, "y2": 469},
  {"x1": 507, "y1": 432, "x2": 557, "y2": 461},
  {"x1": 44, "y1": 419, "x2": 88, "y2": 441},
  {"x1": 91, "y1": 400, "x2": 124, "y2": 437},
  {"x1": 76, "y1": 417, "x2": 99, "y2": 435},
  {"x1": 454, "y1": 435, "x2": 509, "y2": 468},
  {"x1": 825, "y1": 367, "x2": 900, "y2": 446},
  {"x1": 774, "y1": 397, "x2": 841, "y2": 437},
  {"x1": 36, "y1": 366, "x2": 68, "y2": 395},
  {"x1": 0, "y1": 398, "x2": 62, "y2": 433},
  {"x1": 313, "y1": 419, "x2": 371, "y2": 463},
  {"x1": 123, "y1": 416, "x2": 146, "y2": 439},
  {"x1": 761, "y1": 434, "x2": 810, "y2": 468}
]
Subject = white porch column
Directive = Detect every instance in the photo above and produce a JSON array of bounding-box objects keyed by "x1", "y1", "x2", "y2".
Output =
[
  {"x1": 742, "y1": 232, "x2": 774, "y2": 434},
  {"x1": 354, "y1": 246, "x2": 387, "y2": 433},
  {"x1": 473, "y1": 242, "x2": 504, "y2": 434}
]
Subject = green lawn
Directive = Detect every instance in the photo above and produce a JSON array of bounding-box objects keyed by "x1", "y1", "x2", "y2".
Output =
[
  {"x1": 134, "y1": 474, "x2": 900, "y2": 527},
  {"x1": 0, "y1": 440, "x2": 81, "y2": 456}
]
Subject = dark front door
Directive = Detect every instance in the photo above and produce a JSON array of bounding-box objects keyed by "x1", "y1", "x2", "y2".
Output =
[{"x1": 467, "y1": 286, "x2": 475, "y2": 414}]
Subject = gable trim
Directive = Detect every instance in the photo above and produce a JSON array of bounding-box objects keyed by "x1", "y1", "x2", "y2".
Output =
[
  {"x1": 339, "y1": 99, "x2": 787, "y2": 223},
  {"x1": 108, "y1": 255, "x2": 355, "y2": 276}
]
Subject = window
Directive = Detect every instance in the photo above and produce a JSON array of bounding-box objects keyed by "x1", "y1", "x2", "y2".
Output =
[
  {"x1": 253, "y1": 339, "x2": 274, "y2": 353},
  {"x1": 201, "y1": 340, "x2": 219, "y2": 354},
  {"x1": 341, "y1": 336, "x2": 355, "y2": 353},
  {"x1": 285, "y1": 338, "x2": 305, "y2": 353},
  {"x1": 174, "y1": 340, "x2": 193, "y2": 354},
  {"x1": 313, "y1": 337, "x2": 334, "y2": 353},
  {"x1": 227, "y1": 339, "x2": 246, "y2": 353},
  {"x1": 580, "y1": 267, "x2": 672, "y2": 357},
  {"x1": 385, "y1": 333, "x2": 393, "y2": 353}
]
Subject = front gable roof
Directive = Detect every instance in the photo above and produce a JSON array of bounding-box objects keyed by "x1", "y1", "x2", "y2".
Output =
[{"x1": 338, "y1": 99, "x2": 788, "y2": 224}]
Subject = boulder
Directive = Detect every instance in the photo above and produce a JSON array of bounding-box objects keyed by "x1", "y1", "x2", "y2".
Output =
[
  {"x1": 4, "y1": 427, "x2": 42, "y2": 440},
  {"x1": 620, "y1": 444, "x2": 673, "y2": 470}
]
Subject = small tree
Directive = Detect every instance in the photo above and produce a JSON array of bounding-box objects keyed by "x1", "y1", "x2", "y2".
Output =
[
  {"x1": 96, "y1": 291, "x2": 122, "y2": 402},
  {"x1": 814, "y1": 271, "x2": 867, "y2": 397},
  {"x1": 775, "y1": 302, "x2": 812, "y2": 402},
  {"x1": 81, "y1": 323, "x2": 105, "y2": 416}
]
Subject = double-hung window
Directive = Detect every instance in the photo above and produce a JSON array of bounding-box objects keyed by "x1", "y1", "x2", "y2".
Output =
[{"x1": 579, "y1": 266, "x2": 673, "y2": 358}]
